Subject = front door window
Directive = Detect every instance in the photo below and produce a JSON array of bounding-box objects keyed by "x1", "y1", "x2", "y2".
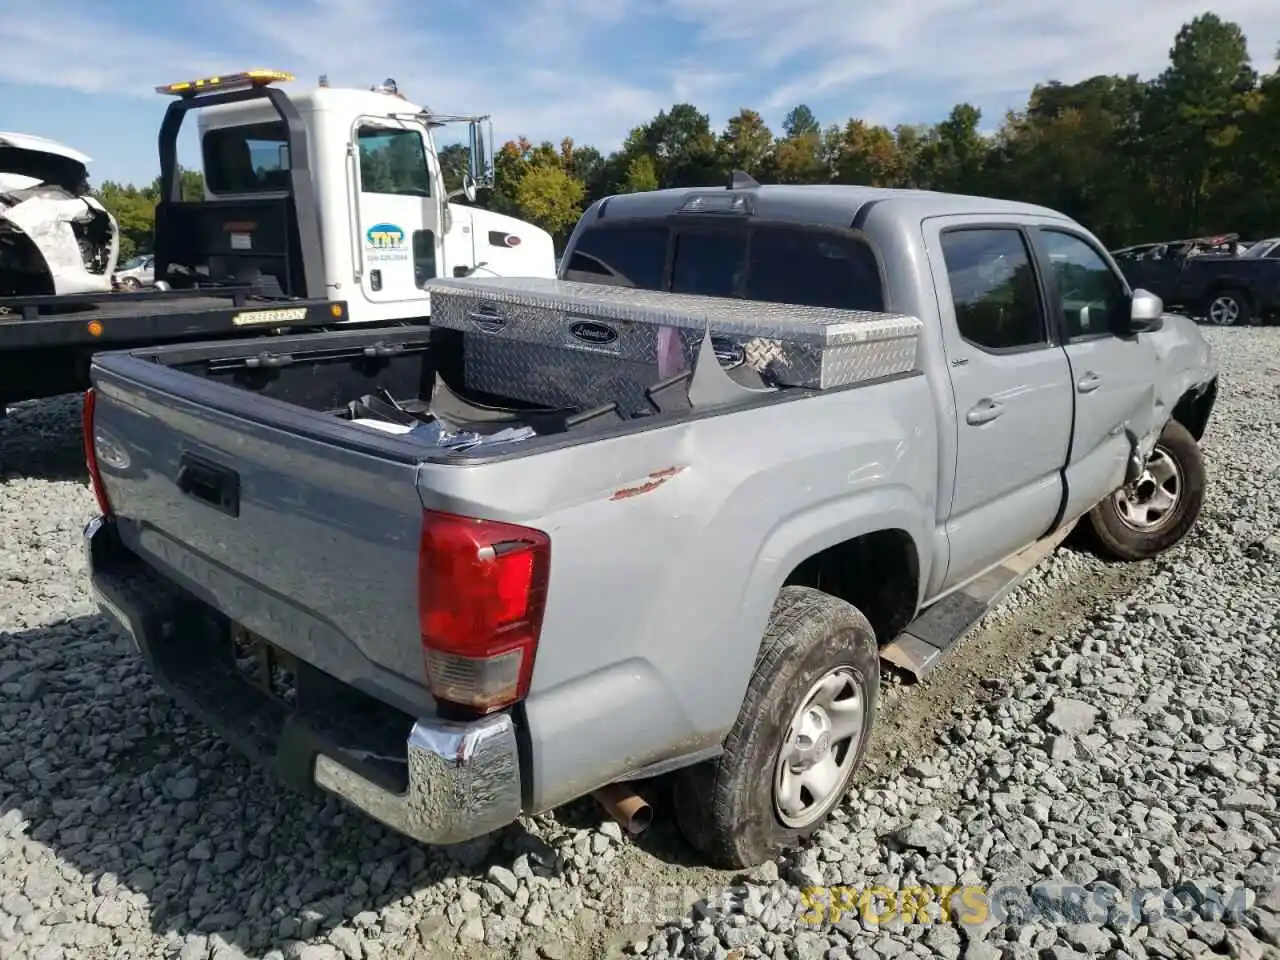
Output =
[{"x1": 1038, "y1": 230, "x2": 1128, "y2": 340}]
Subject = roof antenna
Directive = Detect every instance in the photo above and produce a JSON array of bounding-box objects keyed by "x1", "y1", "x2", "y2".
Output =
[{"x1": 728, "y1": 170, "x2": 760, "y2": 190}]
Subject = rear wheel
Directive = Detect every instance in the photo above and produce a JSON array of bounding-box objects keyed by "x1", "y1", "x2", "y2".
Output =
[
  {"x1": 1204, "y1": 289, "x2": 1253, "y2": 326},
  {"x1": 671, "y1": 586, "x2": 878, "y2": 868},
  {"x1": 1087, "y1": 419, "x2": 1206, "y2": 561}
]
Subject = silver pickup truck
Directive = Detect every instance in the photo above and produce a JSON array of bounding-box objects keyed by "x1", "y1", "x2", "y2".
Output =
[{"x1": 83, "y1": 179, "x2": 1218, "y2": 869}]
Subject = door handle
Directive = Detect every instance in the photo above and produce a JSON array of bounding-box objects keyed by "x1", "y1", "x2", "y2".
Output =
[
  {"x1": 1076, "y1": 372, "x2": 1102, "y2": 393},
  {"x1": 965, "y1": 399, "x2": 1003, "y2": 426}
]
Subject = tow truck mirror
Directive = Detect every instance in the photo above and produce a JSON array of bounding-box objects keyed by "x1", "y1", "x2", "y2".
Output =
[
  {"x1": 1128, "y1": 289, "x2": 1164, "y2": 333},
  {"x1": 467, "y1": 118, "x2": 494, "y2": 188},
  {"x1": 448, "y1": 120, "x2": 491, "y2": 205}
]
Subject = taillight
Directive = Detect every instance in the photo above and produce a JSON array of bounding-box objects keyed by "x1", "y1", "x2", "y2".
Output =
[
  {"x1": 418, "y1": 510, "x2": 550, "y2": 714},
  {"x1": 83, "y1": 388, "x2": 113, "y2": 517}
]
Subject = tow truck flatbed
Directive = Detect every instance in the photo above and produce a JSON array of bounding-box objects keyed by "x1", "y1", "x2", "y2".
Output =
[
  {"x1": 0, "y1": 285, "x2": 344, "y2": 348},
  {"x1": 0, "y1": 285, "x2": 347, "y2": 406}
]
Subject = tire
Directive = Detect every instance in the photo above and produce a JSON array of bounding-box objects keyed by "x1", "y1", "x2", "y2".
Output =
[
  {"x1": 120, "y1": 277, "x2": 140, "y2": 290},
  {"x1": 671, "y1": 586, "x2": 879, "y2": 868},
  {"x1": 1087, "y1": 419, "x2": 1206, "y2": 561},
  {"x1": 1203, "y1": 289, "x2": 1252, "y2": 327}
]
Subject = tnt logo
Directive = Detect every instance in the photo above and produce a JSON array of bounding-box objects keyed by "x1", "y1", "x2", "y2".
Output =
[{"x1": 366, "y1": 223, "x2": 404, "y2": 249}]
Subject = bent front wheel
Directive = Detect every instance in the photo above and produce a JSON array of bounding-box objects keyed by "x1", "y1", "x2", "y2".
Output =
[{"x1": 1087, "y1": 419, "x2": 1206, "y2": 561}]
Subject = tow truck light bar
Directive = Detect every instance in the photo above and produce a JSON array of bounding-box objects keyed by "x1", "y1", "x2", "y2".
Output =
[{"x1": 157, "y1": 69, "x2": 294, "y2": 98}]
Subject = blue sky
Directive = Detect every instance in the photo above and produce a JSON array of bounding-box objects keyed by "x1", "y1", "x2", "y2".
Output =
[{"x1": 3, "y1": 0, "x2": 1278, "y2": 188}]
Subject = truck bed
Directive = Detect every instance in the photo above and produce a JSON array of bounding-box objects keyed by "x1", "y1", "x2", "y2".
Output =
[
  {"x1": 86, "y1": 317, "x2": 935, "y2": 813},
  {"x1": 86, "y1": 322, "x2": 740, "y2": 727},
  {"x1": 104, "y1": 322, "x2": 806, "y2": 464}
]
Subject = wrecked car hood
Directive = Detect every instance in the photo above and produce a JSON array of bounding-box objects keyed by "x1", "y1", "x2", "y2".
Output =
[
  {"x1": 1, "y1": 131, "x2": 119, "y2": 298},
  {"x1": 0, "y1": 131, "x2": 94, "y2": 164}
]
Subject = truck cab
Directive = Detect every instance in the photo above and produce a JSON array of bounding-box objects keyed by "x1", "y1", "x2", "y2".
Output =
[{"x1": 156, "y1": 70, "x2": 556, "y2": 324}]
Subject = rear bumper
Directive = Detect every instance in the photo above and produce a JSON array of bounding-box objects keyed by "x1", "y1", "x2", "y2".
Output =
[
  {"x1": 312, "y1": 715, "x2": 521, "y2": 845},
  {"x1": 84, "y1": 516, "x2": 523, "y2": 845}
]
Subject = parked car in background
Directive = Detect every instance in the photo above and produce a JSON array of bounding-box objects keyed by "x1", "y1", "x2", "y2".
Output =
[
  {"x1": 112, "y1": 254, "x2": 154, "y2": 289},
  {"x1": 1113, "y1": 232, "x2": 1280, "y2": 325},
  {"x1": 1240, "y1": 237, "x2": 1280, "y2": 260}
]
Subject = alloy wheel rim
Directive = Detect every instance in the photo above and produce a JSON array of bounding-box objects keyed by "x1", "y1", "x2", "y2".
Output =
[
  {"x1": 773, "y1": 666, "x2": 864, "y2": 829},
  {"x1": 1113, "y1": 446, "x2": 1182, "y2": 532},
  {"x1": 1207, "y1": 296, "x2": 1240, "y2": 326}
]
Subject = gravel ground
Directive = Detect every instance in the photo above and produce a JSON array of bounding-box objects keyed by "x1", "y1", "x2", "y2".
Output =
[{"x1": 1, "y1": 327, "x2": 1277, "y2": 960}]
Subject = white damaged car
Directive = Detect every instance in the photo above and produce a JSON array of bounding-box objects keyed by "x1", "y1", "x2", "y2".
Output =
[{"x1": 0, "y1": 132, "x2": 120, "y2": 298}]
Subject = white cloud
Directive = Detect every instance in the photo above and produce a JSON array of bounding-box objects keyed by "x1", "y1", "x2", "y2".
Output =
[
  {"x1": 225, "y1": 0, "x2": 687, "y2": 152},
  {"x1": 0, "y1": 3, "x2": 229, "y2": 96},
  {"x1": 662, "y1": 0, "x2": 1280, "y2": 117},
  {"x1": 2, "y1": 0, "x2": 1278, "y2": 160}
]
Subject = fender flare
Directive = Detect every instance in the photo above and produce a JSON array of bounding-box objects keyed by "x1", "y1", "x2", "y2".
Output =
[{"x1": 712, "y1": 484, "x2": 932, "y2": 730}]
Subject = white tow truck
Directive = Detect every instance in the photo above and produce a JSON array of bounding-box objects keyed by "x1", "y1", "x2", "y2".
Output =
[
  {"x1": 183, "y1": 70, "x2": 557, "y2": 322},
  {"x1": 0, "y1": 69, "x2": 556, "y2": 408}
]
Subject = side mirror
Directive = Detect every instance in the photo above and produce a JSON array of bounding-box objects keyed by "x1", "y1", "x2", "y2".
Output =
[
  {"x1": 447, "y1": 171, "x2": 478, "y2": 205},
  {"x1": 1128, "y1": 289, "x2": 1164, "y2": 333},
  {"x1": 467, "y1": 118, "x2": 495, "y2": 187}
]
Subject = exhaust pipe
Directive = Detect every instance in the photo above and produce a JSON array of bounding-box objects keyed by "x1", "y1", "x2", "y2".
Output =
[{"x1": 591, "y1": 783, "x2": 653, "y2": 835}]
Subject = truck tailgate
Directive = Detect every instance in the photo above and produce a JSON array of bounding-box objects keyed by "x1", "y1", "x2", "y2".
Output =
[{"x1": 88, "y1": 356, "x2": 433, "y2": 717}]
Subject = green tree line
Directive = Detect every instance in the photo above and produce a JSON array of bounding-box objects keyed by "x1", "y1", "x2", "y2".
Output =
[
  {"x1": 92, "y1": 14, "x2": 1279, "y2": 258},
  {"x1": 489, "y1": 13, "x2": 1280, "y2": 248}
]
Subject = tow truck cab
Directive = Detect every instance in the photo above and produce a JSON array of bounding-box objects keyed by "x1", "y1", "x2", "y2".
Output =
[{"x1": 157, "y1": 70, "x2": 557, "y2": 324}]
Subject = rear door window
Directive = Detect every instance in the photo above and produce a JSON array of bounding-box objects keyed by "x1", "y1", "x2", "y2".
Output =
[{"x1": 939, "y1": 228, "x2": 1048, "y2": 351}]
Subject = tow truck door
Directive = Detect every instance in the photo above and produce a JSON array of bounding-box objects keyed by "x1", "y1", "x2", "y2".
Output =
[{"x1": 350, "y1": 118, "x2": 443, "y2": 307}]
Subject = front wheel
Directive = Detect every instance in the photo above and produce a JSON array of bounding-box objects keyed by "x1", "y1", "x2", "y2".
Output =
[
  {"x1": 671, "y1": 586, "x2": 879, "y2": 869},
  {"x1": 1087, "y1": 419, "x2": 1206, "y2": 561}
]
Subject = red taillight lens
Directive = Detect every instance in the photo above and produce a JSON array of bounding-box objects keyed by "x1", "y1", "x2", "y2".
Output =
[
  {"x1": 83, "y1": 388, "x2": 113, "y2": 517},
  {"x1": 418, "y1": 510, "x2": 550, "y2": 714}
]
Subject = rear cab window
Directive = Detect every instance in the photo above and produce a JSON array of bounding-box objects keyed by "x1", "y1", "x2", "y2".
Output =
[
  {"x1": 561, "y1": 225, "x2": 666, "y2": 289},
  {"x1": 562, "y1": 221, "x2": 885, "y2": 312},
  {"x1": 202, "y1": 121, "x2": 291, "y2": 194}
]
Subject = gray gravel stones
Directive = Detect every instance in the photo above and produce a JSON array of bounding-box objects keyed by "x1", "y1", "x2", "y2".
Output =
[
  {"x1": 1043, "y1": 698, "x2": 1098, "y2": 737},
  {"x1": 1, "y1": 327, "x2": 1279, "y2": 960}
]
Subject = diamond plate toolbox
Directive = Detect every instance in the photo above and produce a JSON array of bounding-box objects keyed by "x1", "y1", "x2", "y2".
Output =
[{"x1": 425, "y1": 277, "x2": 922, "y2": 415}]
